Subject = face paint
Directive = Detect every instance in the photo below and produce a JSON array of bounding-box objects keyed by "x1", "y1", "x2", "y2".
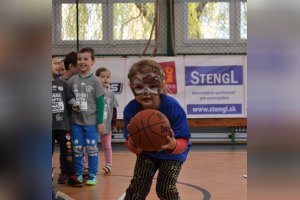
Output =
[
  {"x1": 133, "y1": 86, "x2": 160, "y2": 95},
  {"x1": 132, "y1": 73, "x2": 161, "y2": 96}
]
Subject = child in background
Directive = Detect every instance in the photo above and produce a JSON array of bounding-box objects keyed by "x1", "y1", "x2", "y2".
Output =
[
  {"x1": 123, "y1": 59, "x2": 191, "y2": 200},
  {"x1": 51, "y1": 56, "x2": 76, "y2": 185},
  {"x1": 61, "y1": 52, "x2": 80, "y2": 81},
  {"x1": 58, "y1": 59, "x2": 66, "y2": 78},
  {"x1": 68, "y1": 47, "x2": 105, "y2": 186},
  {"x1": 59, "y1": 52, "x2": 82, "y2": 182},
  {"x1": 95, "y1": 67, "x2": 119, "y2": 174}
]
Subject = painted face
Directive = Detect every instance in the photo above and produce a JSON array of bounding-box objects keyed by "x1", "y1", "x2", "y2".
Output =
[
  {"x1": 131, "y1": 72, "x2": 162, "y2": 109},
  {"x1": 131, "y1": 73, "x2": 162, "y2": 96}
]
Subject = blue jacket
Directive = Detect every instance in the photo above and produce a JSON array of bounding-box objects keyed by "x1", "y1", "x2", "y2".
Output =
[{"x1": 124, "y1": 94, "x2": 192, "y2": 163}]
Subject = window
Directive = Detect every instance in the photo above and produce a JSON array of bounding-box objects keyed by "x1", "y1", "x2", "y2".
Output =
[
  {"x1": 52, "y1": 0, "x2": 166, "y2": 56},
  {"x1": 240, "y1": 2, "x2": 247, "y2": 39},
  {"x1": 113, "y1": 3, "x2": 155, "y2": 40},
  {"x1": 52, "y1": 0, "x2": 246, "y2": 55},
  {"x1": 187, "y1": 2, "x2": 230, "y2": 40},
  {"x1": 174, "y1": 0, "x2": 247, "y2": 54},
  {"x1": 61, "y1": 3, "x2": 103, "y2": 41}
]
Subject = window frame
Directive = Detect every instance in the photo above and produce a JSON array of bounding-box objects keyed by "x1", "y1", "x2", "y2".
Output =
[
  {"x1": 52, "y1": 0, "x2": 246, "y2": 55},
  {"x1": 53, "y1": 0, "x2": 106, "y2": 46},
  {"x1": 109, "y1": 0, "x2": 156, "y2": 45},
  {"x1": 183, "y1": 0, "x2": 231, "y2": 44},
  {"x1": 53, "y1": 0, "x2": 158, "y2": 45},
  {"x1": 238, "y1": 0, "x2": 247, "y2": 42},
  {"x1": 182, "y1": 0, "x2": 246, "y2": 44},
  {"x1": 174, "y1": 0, "x2": 247, "y2": 55}
]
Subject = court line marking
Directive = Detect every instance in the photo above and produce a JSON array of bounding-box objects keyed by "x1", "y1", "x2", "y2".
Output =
[{"x1": 117, "y1": 192, "x2": 126, "y2": 200}]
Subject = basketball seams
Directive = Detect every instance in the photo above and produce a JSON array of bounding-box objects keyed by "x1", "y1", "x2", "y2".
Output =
[
  {"x1": 128, "y1": 122, "x2": 141, "y2": 136},
  {"x1": 145, "y1": 110, "x2": 169, "y2": 149},
  {"x1": 143, "y1": 127, "x2": 156, "y2": 150},
  {"x1": 148, "y1": 110, "x2": 170, "y2": 137},
  {"x1": 141, "y1": 112, "x2": 157, "y2": 150},
  {"x1": 128, "y1": 109, "x2": 171, "y2": 151},
  {"x1": 128, "y1": 122, "x2": 142, "y2": 146},
  {"x1": 148, "y1": 123, "x2": 170, "y2": 146}
]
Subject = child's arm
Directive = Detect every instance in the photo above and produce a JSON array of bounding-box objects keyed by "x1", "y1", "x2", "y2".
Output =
[
  {"x1": 111, "y1": 107, "x2": 117, "y2": 132},
  {"x1": 96, "y1": 95, "x2": 105, "y2": 134}
]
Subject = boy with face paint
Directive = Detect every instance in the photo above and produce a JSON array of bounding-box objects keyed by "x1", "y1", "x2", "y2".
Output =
[{"x1": 123, "y1": 59, "x2": 192, "y2": 200}]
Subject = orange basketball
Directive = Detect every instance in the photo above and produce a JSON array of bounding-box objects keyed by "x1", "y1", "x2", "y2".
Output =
[{"x1": 128, "y1": 109, "x2": 171, "y2": 151}]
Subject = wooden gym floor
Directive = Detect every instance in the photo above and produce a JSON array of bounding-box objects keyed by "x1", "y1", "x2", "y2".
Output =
[{"x1": 52, "y1": 143, "x2": 247, "y2": 200}]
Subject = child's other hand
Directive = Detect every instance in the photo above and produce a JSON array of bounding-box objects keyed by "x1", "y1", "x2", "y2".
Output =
[
  {"x1": 97, "y1": 123, "x2": 105, "y2": 135},
  {"x1": 126, "y1": 138, "x2": 142, "y2": 155},
  {"x1": 160, "y1": 129, "x2": 176, "y2": 151}
]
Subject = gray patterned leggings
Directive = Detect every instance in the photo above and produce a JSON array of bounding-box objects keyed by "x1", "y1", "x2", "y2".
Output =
[{"x1": 124, "y1": 154, "x2": 183, "y2": 200}]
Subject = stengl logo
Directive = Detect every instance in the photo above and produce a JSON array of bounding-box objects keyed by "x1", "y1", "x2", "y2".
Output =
[{"x1": 109, "y1": 83, "x2": 123, "y2": 94}]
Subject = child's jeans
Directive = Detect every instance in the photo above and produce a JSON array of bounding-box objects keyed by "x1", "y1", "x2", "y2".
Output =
[
  {"x1": 71, "y1": 123, "x2": 99, "y2": 176},
  {"x1": 52, "y1": 130, "x2": 74, "y2": 177}
]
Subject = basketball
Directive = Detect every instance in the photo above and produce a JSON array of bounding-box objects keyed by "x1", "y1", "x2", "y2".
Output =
[{"x1": 128, "y1": 109, "x2": 171, "y2": 151}]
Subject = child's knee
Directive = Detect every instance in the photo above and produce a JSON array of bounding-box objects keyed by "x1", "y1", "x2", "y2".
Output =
[
  {"x1": 72, "y1": 145, "x2": 84, "y2": 156},
  {"x1": 102, "y1": 145, "x2": 111, "y2": 151},
  {"x1": 86, "y1": 145, "x2": 98, "y2": 156}
]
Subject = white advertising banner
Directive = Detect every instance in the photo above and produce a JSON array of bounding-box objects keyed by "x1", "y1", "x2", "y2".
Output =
[
  {"x1": 91, "y1": 56, "x2": 247, "y2": 119},
  {"x1": 184, "y1": 56, "x2": 247, "y2": 118}
]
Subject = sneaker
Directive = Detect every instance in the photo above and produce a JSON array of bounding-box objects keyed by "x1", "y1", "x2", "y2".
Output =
[
  {"x1": 102, "y1": 165, "x2": 111, "y2": 175},
  {"x1": 83, "y1": 167, "x2": 89, "y2": 181},
  {"x1": 86, "y1": 174, "x2": 97, "y2": 186},
  {"x1": 67, "y1": 175, "x2": 83, "y2": 187},
  {"x1": 54, "y1": 190, "x2": 75, "y2": 200},
  {"x1": 58, "y1": 173, "x2": 67, "y2": 184}
]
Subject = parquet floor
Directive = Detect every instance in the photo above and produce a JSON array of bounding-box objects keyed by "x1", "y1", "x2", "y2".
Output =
[{"x1": 52, "y1": 144, "x2": 247, "y2": 200}]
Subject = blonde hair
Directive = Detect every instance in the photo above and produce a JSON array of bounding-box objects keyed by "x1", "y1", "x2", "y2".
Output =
[
  {"x1": 128, "y1": 59, "x2": 166, "y2": 94},
  {"x1": 128, "y1": 59, "x2": 164, "y2": 83}
]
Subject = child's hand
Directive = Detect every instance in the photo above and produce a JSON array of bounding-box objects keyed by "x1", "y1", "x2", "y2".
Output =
[
  {"x1": 97, "y1": 123, "x2": 105, "y2": 135},
  {"x1": 160, "y1": 129, "x2": 176, "y2": 151},
  {"x1": 72, "y1": 102, "x2": 80, "y2": 112},
  {"x1": 126, "y1": 138, "x2": 142, "y2": 155}
]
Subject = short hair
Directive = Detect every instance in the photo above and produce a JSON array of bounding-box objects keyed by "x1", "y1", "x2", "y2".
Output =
[
  {"x1": 78, "y1": 47, "x2": 95, "y2": 61},
  {"x1": 127, "y1": 59, "x2": 164, "y2": 84},
  {"x1": 95, "y1": 67, "x2": 110, "y2": 77},
  {"x1": 64, "y1": 52, "x2": 77, "y2": 70}
]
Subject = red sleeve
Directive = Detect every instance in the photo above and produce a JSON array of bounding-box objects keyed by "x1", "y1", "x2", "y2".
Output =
[{"x1": 168, "y1": 138, "x2": 189, "y2": 154}]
